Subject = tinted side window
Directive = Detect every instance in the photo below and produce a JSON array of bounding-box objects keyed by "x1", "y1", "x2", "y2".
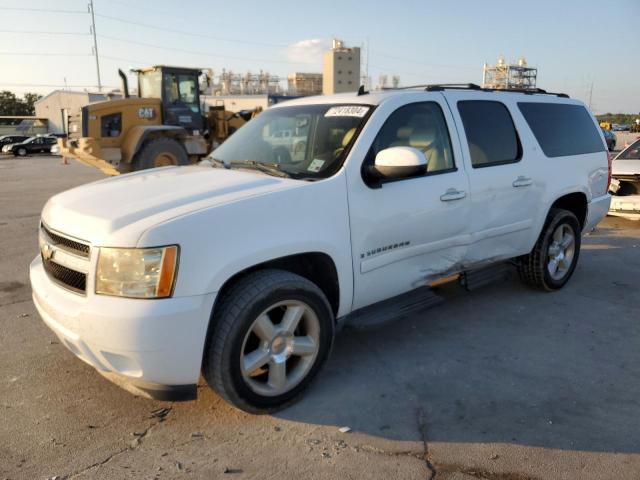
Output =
[
  {"x1": 101, "y1": 113, "x2": 122, "y2": 138},
  {"x1": 457, "y1": 100, "x2": 521, "y2": 168},
  {"x1": 518, "y1": 102, "x2": 604, "y2": 157},
  {"x1": 367, "y1": 102, "x2": 455, "y2": 175}
]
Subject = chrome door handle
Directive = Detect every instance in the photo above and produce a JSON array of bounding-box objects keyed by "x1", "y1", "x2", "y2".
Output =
[
  {"x1": 440, "y1": 188, "x2": 467, "y2": 202},
  {"x1": 513, "y1": 176, "x2": 533, "y2": 188}
]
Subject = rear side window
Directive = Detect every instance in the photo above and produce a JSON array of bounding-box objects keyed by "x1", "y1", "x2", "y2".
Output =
[
  {"x1": 457, "y1": 101, "x2": 521, "y2": 168},
  {"x1": 518, "y1": 103, "x2": 604, "y2": 157}
]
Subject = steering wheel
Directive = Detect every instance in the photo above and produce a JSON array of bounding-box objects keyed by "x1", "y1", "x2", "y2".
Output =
[{"x1": 272, "y1": 146, "x2": 292, "y2": 164}]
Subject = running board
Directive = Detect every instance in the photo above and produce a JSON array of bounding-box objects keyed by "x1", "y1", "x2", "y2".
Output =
[
  {"x1": 342, "y1": 286, "x2": 443, "y2": 330},
  {"x1": 459, "y1": 262, "x2": 511, "y2": 291}
]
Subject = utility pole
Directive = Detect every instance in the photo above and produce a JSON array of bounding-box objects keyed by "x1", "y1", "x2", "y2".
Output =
[
  {"x1": 366, "y1": 37, "x2": 370, "y2": 90},
  {"x1": 587, "y1": 81, "x2": 594, "y2": 110},
  {"x1": 89, "y1": 0, "x2": 102, "y2": 92}
]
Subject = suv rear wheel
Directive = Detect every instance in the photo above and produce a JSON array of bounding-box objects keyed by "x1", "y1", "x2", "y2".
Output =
[
  {"x1": 203, "y1": 269, "x2": 335, "y2": 413},
  {"x1": 518, "y1": 208, "x2": 581, "y2": 290}
]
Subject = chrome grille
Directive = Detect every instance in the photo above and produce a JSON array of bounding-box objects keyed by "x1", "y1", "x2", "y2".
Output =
[
  {"x1": 41, "y1": 223, "x2": 90, "y2": 257},
  {"x1": 42, "y1": 256, "x2": 87, "y2": 293},
  {"x1": 40, "y1": 223, "x2": 91, "y2": 294}
]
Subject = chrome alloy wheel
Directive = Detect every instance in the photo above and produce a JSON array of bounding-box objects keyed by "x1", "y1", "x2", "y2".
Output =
[
  {"x1": 547, "y1": 224, "x2": 575, "y2": 280},
  {"x1": 240, "y1": 300, "x2": 320, "y2": 397}
]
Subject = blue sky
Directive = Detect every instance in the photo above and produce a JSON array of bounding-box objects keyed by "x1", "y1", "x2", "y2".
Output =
[{"x1": 1, "y1": 0, "x2": 637, "y2": 113}]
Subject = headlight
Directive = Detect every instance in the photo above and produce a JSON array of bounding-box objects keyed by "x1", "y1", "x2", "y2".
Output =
[{"x1": 96, "y1": 246, "x2": 178, "y2": 298}]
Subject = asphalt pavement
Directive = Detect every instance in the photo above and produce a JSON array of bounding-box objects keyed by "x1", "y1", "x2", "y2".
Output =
[{"x1": 1, "y1": 155, "x2": 639, "y2": 480}]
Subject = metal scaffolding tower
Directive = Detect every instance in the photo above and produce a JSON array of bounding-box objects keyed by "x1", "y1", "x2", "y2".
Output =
[{"x1": 482, "y1": 56, "x2": 537, "y2": 90}]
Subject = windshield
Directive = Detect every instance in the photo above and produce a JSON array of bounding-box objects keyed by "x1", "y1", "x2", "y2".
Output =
[
  {"x1": 138, "y1": 71, "x2": 162, "y2": 99},
  {"x1": 163, "y1": 73, "x2": 199, "y2": 113},
  {"x1": 209, "y1": 104, "x2": 371, "y2": 179}
]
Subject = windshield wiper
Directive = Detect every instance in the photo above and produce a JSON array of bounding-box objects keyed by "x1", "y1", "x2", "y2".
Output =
[
  {"x1": 209, "y1": 157, "x2": 226, "y2": 168},
  {"x1": 227, "y1": 160, "x2": 291, "y2": 178}
]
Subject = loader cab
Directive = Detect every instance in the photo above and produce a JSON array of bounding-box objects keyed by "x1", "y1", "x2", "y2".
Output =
[{"x1": 137, "y1": 66, "x2": 204, "y2": 133}]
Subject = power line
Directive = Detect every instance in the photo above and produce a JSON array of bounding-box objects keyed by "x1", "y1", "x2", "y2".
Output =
[
  {"x1": 372, "y1": 51, "x2": 478, "y2": 71},
  {"x1": 0, "y1": 52, "x2": 92, "y2": 57},
  {"x1": 97, "y1": 33, "x2": 318, "y2": 66},
  {"x1": 93, "y1": 12, "x2": 288, "y2": 48},
  {"x1": 0, "y1": 29, "x2": 89, "y2": 35},
  {"x1": 0, "y1": 82, "x2": 117, "y2": 88},
  {"x1": 100, "y1": 55, "x2": 147, "y2": 66},
  {"x1": 1, "y1": 7, "x2": 87, "y2": 14}
]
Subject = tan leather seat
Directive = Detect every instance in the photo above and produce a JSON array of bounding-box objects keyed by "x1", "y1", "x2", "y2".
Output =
[
  {"x1": 409, "y1": 130, "x2": 448, "y2": 172},
  {"x1": 341, "y1": 127, "x2": 356, "y2": 147},
  {"x1": 468, "y1": 143, "x2": 489, "y2": 165},
  {"x1": 332, "y1": 127, "x2": 357, "y2": 161}
]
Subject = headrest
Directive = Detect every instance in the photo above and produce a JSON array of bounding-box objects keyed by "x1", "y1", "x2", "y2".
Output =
[
  {"x1": 342, "y1": 128, "x2": 356, "y2": 147},
  {"x1": 409, "y1": 130, "x2": 436, "y2": 149},
  {"x1": 396, "y1": 127, "x2": 413, "y2": 139}
]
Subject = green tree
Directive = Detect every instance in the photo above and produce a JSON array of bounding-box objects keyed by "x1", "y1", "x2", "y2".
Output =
[
  {"x1": 22, "y1": 93, "x2": 42, "y2": 115},
  {"x1": 0, "y1": 91, "x2": 43, "y2": 116}
]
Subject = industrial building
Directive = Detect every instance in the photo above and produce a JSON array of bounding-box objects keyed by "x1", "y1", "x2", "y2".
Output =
[
  {"x1": 201, "y1": 94, "x2": 300, "y2": 114},
  {"x1": 323, "y1": 39, "x2": 361, "y2": 95},
  {"x1": 34, "y1": 90, "x2": 121, "y2": 134},
  {"x1": 201, "y1": 70, "x2": 282, "y2": 96},
  {"x1": 482, "y1": 56, "x2": 537, "y2": 90},
  {"x1": 287, "y1": 73, "x2": 323, "y2": 96}
]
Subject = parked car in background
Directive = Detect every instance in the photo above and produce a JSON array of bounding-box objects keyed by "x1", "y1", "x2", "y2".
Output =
[
  {"x1": 609, "y1": 138, "x2": 640, "y2": 220},
  {"x1": 602, "y1": 128, "x2": 616, "y2": 151},
  {"x1": 0, "y1": 134, "x2": 29, "y2": 148},
  {"x1": 2, "y1": 135, "x2": 57, "y2": 156},
  {"x1": 50, "y1": 143, "x2": 61, "y2": 156}
]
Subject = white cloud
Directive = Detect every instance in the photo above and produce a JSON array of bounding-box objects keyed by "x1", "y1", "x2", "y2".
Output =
[{"x1": 285, "y1": 39, "x2": 330, "y2": 65}]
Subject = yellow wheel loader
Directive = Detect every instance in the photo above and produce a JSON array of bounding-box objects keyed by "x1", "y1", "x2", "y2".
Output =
[{"x1": 59, "y1": 66, "x2": 258, "y2": 175}]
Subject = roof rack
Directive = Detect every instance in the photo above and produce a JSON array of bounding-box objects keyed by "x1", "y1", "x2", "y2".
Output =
[
  {"x1": 424, "y1": 84, "x2": 569, "y2": 98},
  {"x1": 383, "y1": 83, "x2": 569, "y2": 98}
]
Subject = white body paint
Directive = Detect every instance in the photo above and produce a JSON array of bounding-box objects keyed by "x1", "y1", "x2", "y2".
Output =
[{"x1": 30, "y1": 89, "x2": 611, "y2": 392}]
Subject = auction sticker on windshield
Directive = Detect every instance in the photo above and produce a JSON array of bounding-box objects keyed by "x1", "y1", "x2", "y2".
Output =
[
  {"x1": 325, "y1": 106, "x2": 370, "y2": 117},
  {"x1": 307, "y1": 159, "x2": 325, "y2": 172}
]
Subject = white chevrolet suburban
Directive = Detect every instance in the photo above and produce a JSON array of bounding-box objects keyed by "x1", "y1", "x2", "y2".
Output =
[{"x1": 30, "y1": 85, "x2": 611, "y2": 413}]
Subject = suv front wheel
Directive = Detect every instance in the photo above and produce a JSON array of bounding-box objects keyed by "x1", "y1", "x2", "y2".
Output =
[
  {"x1": 518, "y1": 208, "x2": 581, "y2": 290},
  {"x1": 203, "y1": 269, "x2": 335, "y2": 413}
]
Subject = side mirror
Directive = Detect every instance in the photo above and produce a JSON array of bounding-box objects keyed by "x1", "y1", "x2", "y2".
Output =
[{"x1": 373, "y1": 146, "x2": 427, "y2": 180}]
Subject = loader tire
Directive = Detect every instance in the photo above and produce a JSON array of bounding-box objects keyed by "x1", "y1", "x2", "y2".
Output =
[{"x1": 133, "y1": 137, "x2": 188, "y2": 171}]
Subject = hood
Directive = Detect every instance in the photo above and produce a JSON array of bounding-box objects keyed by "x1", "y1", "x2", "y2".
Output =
[{"x1": 42, "y1": 166, "x2": 301, "y2": 246}]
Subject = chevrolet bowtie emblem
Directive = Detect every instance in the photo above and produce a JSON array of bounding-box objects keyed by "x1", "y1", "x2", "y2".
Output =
[{"x1": 41, "y1": 243, "x2": 54, "y2": 261}]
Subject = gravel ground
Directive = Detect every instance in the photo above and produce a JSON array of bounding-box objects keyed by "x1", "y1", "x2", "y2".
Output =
[{"x1": 1, "y1": 155, "x2": 639, "y2": 480}]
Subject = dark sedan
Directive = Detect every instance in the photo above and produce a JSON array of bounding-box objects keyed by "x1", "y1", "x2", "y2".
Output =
[
  {"x1": 3, "y1": 136, "x2": 58, "y2": 156},
  {"x1": 0, "y1": 134, "x2": 29, "y2": 147}
]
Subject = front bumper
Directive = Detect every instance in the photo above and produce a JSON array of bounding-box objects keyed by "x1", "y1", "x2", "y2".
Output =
[{"x1": 30, "y1": 255, "x2": 216, "y2": 401}]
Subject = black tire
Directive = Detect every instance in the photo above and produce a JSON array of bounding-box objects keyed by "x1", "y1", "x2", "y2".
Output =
[
  {"x1": 16, "y1": 147, "x2": 27, "y2": 157},
  {"x1": 518, "y1": 208, "x2": 581, "y2": 291},
  {"x1": 132, "y1": 137, "x2": 188, "y2": 171},
  {"x1": 203, "y1": 269, "x2": 335, "y2": 414}
]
